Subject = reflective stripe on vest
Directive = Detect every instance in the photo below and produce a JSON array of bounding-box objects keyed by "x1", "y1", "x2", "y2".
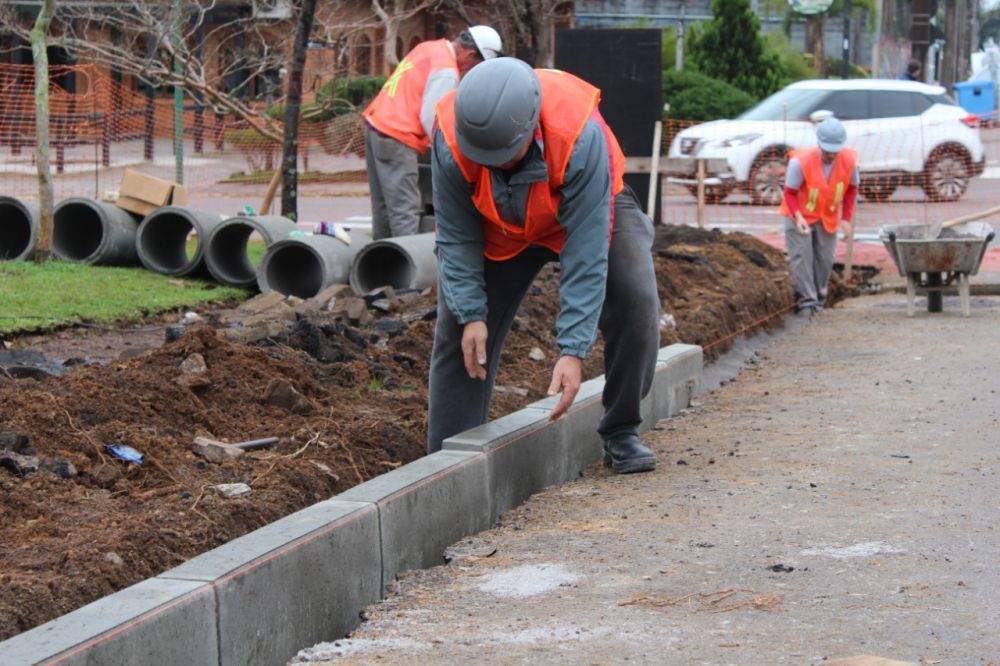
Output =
[
  {"x1": 435, "y1": 69, "x2": 626, "y2": 261},
  {"x1": 363, "y1": 39, "x2": 456, "y2": 152}
]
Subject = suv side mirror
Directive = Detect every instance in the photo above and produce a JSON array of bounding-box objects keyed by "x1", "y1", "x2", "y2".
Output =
[{"x1": 810, "y1": 109, "x2": 834, "y2": 124}]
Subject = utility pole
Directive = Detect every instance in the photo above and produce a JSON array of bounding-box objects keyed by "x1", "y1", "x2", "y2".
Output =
[
  {"x1": 842, "y1": 0, "x2": 852, "y2": 78},
  {"x1": 676, "y1": 2, "x2": 686, "y2": 71}
]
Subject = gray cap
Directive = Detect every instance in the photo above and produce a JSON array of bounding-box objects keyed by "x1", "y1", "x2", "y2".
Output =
[
  {"x1": 454, "y1": 57, "x2": 540, "y2": 166},
  {"x1": 816, "y1": 116, "x2": 847, "y2": 152}
]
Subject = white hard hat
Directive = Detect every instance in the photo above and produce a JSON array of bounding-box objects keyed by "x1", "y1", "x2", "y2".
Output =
[{"x1": 468, "y1": 25, "x2": 503, "y2": 60}]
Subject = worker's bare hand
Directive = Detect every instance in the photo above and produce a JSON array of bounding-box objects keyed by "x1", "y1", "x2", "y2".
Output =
[
  {"x1": 794, "y1": 213, "x2": 810, "y2": 235},
  {"x1": 461, "y1": 321, "x2": 488, "y2": 380},
  {"x1": 839, "y1": 219, "x2": 853, "y2": 237},
  {"x1": 547, "y1": 355, "x2": 583, "y2": 422}
]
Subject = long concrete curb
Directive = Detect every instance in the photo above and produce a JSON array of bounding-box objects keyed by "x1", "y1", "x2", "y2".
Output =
[{"x1": 1, "y1": 343, "x2": 702, "y2": 666}]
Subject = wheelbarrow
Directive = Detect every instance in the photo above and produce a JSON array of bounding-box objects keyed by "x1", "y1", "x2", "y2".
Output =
[{"x1": 880, "y1": 212, "x2": 996, "y2": 317}]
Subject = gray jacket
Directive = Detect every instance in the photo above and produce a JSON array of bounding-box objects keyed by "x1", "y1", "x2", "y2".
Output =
[{"x1": 431, "y1": 120, "x2": 612, "y2": 358}]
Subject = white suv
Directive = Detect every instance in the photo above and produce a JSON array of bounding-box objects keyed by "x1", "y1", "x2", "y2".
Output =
[{"x1": 667, "y1": 79, "x2": 986, "y2": 205}]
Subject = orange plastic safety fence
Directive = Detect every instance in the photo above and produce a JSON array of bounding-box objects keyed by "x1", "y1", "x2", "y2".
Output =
[{"x1": 2, "y1": 63, "x2": 996, "y2": 230}]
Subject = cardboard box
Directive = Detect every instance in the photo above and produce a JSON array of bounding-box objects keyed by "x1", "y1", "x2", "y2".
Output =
[{"x1": 115, "y1": 169, "x2": 189, "y2": 216}]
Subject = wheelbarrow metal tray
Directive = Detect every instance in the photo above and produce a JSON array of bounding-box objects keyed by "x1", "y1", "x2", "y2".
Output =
[{"x1": 879, "y1": 223, "x2": 994, "y2": 277}]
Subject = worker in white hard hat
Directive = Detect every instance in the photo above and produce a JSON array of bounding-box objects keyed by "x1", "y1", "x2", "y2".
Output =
[
  {"x1": 363, "y1": 26, "x2": 503, "y2": 239},
  {"x1": 779, "y1": 116, "x2": 861, "y2": 315},
  {"x1": 427, "y1": 58, "x2": 662, "y2": 474}
]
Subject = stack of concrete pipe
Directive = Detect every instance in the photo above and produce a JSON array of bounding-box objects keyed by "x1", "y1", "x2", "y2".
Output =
[
  {"x1": 0, "y1": 196, "x2": 39, "y2": 261},
  {"x1": 0, "y1": 195, "x2": 142, "y2": 265},
  {"x1": 1, "y1": 190, "x2": 443, "y2": 299}
]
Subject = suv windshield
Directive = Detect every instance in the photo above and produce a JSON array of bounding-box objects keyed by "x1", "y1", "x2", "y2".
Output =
[{"x1": 738, "y1": 88, "x2": 829, "y2": 121}]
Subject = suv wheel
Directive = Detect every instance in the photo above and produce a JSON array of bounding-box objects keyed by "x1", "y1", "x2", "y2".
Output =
[
  {"x1": 685, "y1": 184, "x2": 731, "y2": 204},
  {"x1": 859, "y1": 183, "x2": 897, "y2": 202},
  {"x1": 922, "y1": 148, "x2": 970, "y2": 202},
  {"x1": 749, "y1": 149, "x2": 788, "y2": 206}
]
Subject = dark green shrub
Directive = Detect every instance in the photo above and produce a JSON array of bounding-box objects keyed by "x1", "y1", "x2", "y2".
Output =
[{"x1": 663, "y1": 69, "x2": 757, "y2": 121}]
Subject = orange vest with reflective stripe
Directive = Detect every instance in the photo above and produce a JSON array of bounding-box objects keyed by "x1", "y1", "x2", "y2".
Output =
[
  {"x1": 779, "y1": 146, "x2": 858, "y2": 234},
  {"x1": 435, "y1": 69, "x2": 626, "y2": 261},
  {"x1": 363, "y1": 39, "x2": 457, "y2": 152}
]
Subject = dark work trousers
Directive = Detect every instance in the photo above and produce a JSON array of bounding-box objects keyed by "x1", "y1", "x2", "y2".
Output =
[
  {"x1": 426, "y1": 187, "x2": 661, "y2": 454},
  {"x1": 364, "y1": 125, "x2": 421, "y2": 239}
]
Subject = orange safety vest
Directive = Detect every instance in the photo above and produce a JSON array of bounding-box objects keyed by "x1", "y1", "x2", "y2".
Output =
[
  {"x1": 435, "y1": 69, "x2": 626, "y2": 261},
  {"x1": 779, "y1": 146, "x2": 858, "y2": 234},
  {"x1": 363, "y1": 39, "x2": 457, "y2": 152}
]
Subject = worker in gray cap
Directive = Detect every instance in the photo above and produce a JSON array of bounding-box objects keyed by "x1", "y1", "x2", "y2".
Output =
[
  {"x1": 363, "y1": 26, "x2": 503, "y2": 239},
  {"x1": 779, "y1": 116, "x2": 860, "y2": 314},
  {"x1": 427, "y1": 57, "x2": 662, "y2": 474}
]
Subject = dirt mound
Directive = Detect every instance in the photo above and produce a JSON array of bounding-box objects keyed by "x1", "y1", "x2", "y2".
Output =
[{"x1": 0, "y1": 226, "x2": 794, "y2": 639}]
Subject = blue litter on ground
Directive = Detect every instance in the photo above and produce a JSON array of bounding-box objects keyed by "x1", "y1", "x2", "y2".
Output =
[{"x1": 105, "y1": 443, "x2": 144, "y2": 464}]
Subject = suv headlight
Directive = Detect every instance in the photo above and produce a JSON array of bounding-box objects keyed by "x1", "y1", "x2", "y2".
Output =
[{"x1": 720, "y1": 133, "x2": 762, "y2": 147}]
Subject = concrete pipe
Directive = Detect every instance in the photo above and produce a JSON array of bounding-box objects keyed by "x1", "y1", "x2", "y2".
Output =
[
  {"x1": 0, "y1": 196, "x2": 39, "y2": 261},
  {"x1": 136, "y1": 206, "x2": 226, "y2": 277},
  {"x1": 349, "y1": 232, "x2": 437, "y2": 295},
  {"x1": 257, "y1": 231, "x2": 370, "y2": 298},
  {"x1": 204, "y1": 215, "x2": 298, "y2": 288},
  {"x1": 52, "y1": 198, "x2": 141, "y2": 265}
]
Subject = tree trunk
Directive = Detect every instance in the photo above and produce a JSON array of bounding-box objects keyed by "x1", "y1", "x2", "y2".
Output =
[
  {"x1": 31, "y1": 0, "x2": 55, "y2": 263},
  {"x1": 280, "y1": 0, "x2": 318, "y2": 222},
  {"x1": 805, "y1": 13, "x2": 827, "y2": 77}
]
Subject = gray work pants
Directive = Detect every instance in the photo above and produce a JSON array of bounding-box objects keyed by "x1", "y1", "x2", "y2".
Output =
[
  {"x1": 364, "y1": 125, "x2": 421, "y2": 239},
  {"x1": 427, "y1": 187, "x2": 661, "y2": 454},
  {"x1": 784, "y1": 217, "x2": 838, "y2": 310}
]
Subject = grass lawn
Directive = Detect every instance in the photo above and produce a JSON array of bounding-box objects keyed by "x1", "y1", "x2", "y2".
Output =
[{"x1": 0, "y1": 259, "x2": 251, "y2": 336}]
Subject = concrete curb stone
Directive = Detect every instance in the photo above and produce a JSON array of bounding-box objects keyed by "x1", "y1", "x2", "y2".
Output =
[{"x1": 0, "y1": 343, "x2": 703, "y2": 665}]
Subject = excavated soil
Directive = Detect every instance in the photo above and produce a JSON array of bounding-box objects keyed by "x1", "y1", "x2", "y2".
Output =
[{"x1": 0, "y1": 225, "x2": 798, "y2": 640}]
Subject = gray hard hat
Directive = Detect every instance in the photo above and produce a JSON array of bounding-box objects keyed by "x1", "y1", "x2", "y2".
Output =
[
  {"x1": 454, "y1": 57, "x2": 540, "y2": 166},
  {"x1": 816, "y1": 116, "x2": 847, "y2": 152}
]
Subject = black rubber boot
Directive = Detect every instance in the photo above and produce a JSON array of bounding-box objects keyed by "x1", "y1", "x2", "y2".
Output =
[{"x1": 602, "y1": 434, "x2": 657, "y2": 474}]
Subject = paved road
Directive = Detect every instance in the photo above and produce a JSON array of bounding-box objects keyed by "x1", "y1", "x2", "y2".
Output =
[{"x1": 293, "y1": 290, "x2": 1000, "y2": 665}]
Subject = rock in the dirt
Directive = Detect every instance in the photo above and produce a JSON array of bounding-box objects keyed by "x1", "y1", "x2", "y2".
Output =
[
  {"x1": 494, "y1": 385, "x2": 529, "y2": 396},
  {"x1": 213, "y1": 482, "x2": 251, "y2": 498},
  {"x1": 343, "y1": 327, "x2": 368, "y2": 349},
  {"x1": 241, "y1": 302, "x2": 297, "y2": 327},
  {"x1": 0, "y1": 431, "x2": 30, "y2": 452},
  {"x1": 223, "y1": 320, "x2": 289, "y2": 345},
  {"x1": 296, "y1": 283, "x2": 352, "y2": 316},
  {"x1": 192, "y1": 436, "x2": 245, "y2": 464},
  {"x1": 164, "y1": 324, "x2": 187, "y2": 343},
  {"x1": 104, "y1": 552, "x2": 125, "y2": 567},
  {"x1": 342, "y1": 298, "x2": 374, "y2": 326},
  {"x1": 263, "y1": 378, "x2": 315, "y2": 414},
  {"x1": 363, "y1": 286, "x2": 398, "y2": 308},
  {"x1": 528, "y1": 347, "x2": 546, "y2": 362},
  {"x1": 48, "y1": 458, "x2": 78, "y2": 478},
  {"x1": 176, "y1": 353, "x2": 211, "y2": 390},
  {"x1": 374, "y1": 319, "x2": 406, "y2": 337},
  {"x1": 237, "y1": 291, "x2": 287, "y2": 314},
  {"x1": 0, "y1": 450, "x2": 40, "y2": 476}
]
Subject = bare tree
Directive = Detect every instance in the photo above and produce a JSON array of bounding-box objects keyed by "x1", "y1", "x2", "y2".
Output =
[
  {"x1": 371, "y1": 0, "x2": 439, "y2": 71},
  {"x1": 0, "y1": 1, "x2": 291, "y2": 143},
  {"x1": 31, "y1": 0, "x2": 56, "y2": 263},
  {"x1": 280, "y1": 0, "x2": 319, "y2": 221},
  {"x1": 442, "y1": 0, "x2": 571, "y2": 67}
]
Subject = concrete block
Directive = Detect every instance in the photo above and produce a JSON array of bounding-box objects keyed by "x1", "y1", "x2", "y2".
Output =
[
  {"x1": 653, "y1": 344, "x2": 703, "y2": 421},
  {"x1": 443, "y1": 407, "x2": 569, "y2": 522},
  {"x1": 339, "y1": 450, "x2": 490, "y2": 589},
  {"x1": 528, "y1": 376, "x2": 606, "y2": 474},
  {"x1": 161, "y1": 499, "x2": 380, "y2": 666},
  {"x1": 0, "y1": 577, "x2": 216, "y2": 666}
]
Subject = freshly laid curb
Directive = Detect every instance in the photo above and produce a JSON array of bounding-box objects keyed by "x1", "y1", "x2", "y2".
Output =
[{"x1": 0, "y1": 343, "x2": 702, "y2": 666}]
